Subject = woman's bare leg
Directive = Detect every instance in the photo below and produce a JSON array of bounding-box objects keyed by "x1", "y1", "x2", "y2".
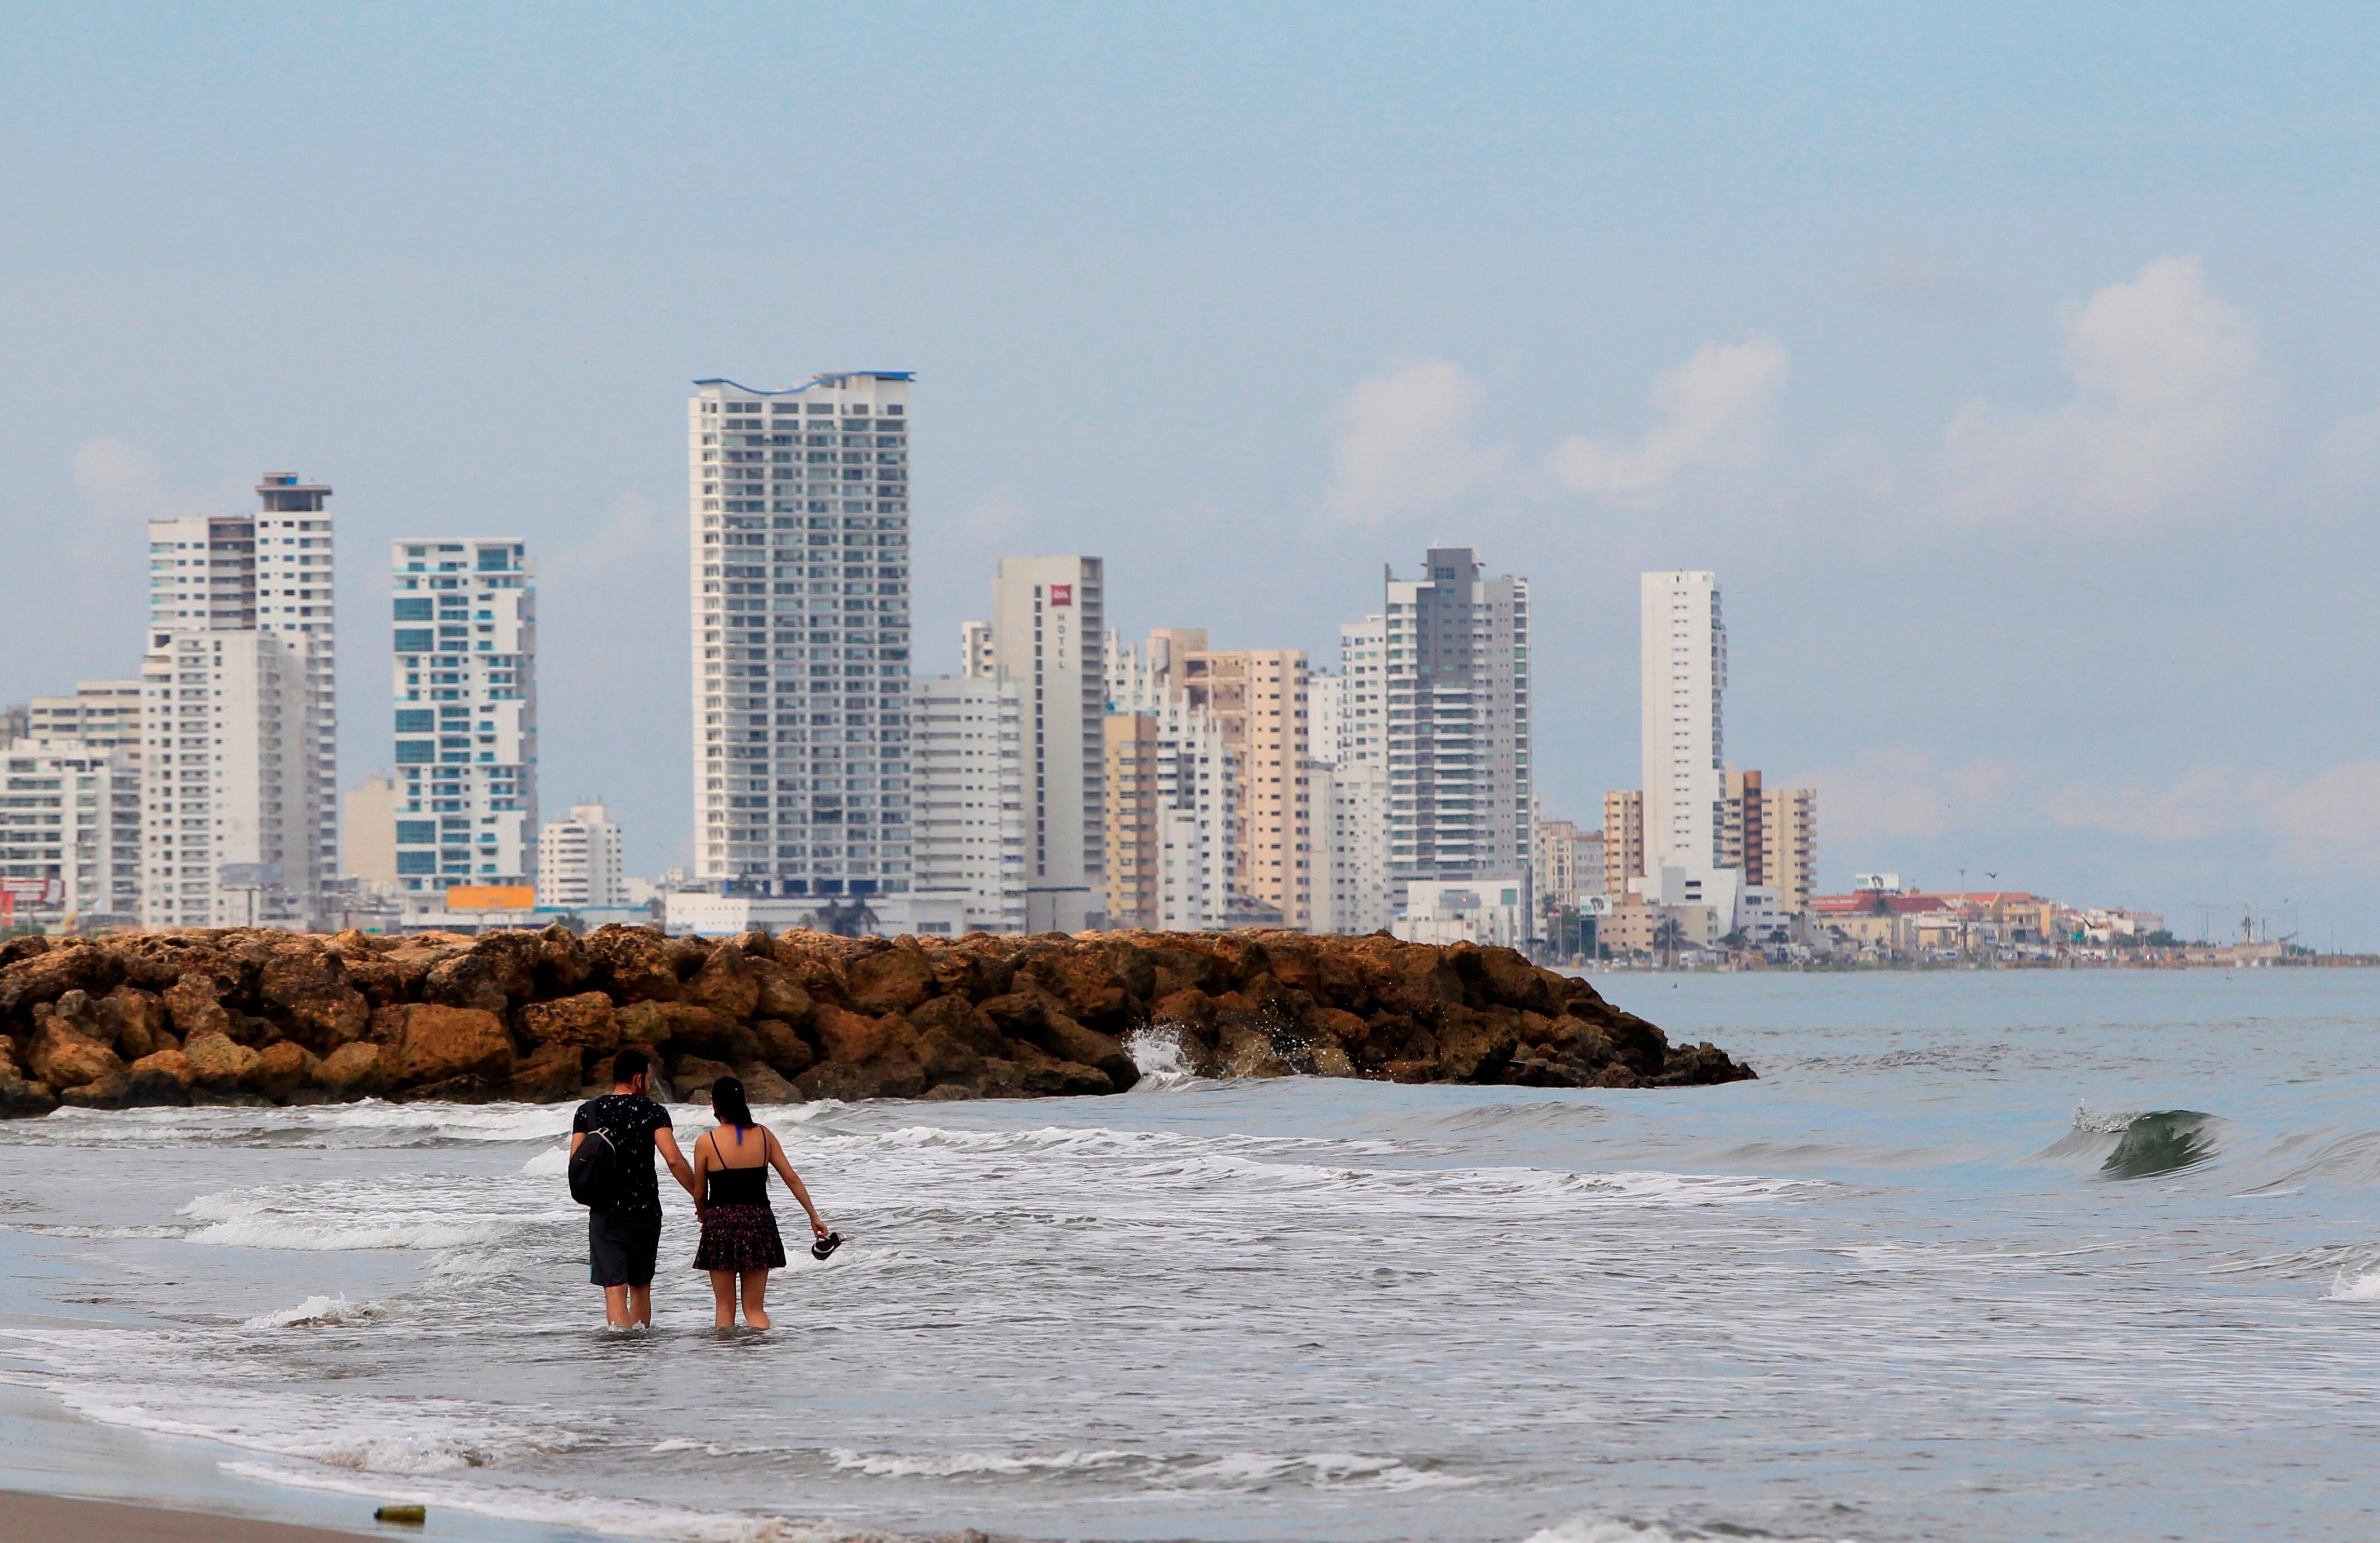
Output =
[
  {"x1": 740, "y1": 1269, "x2": 771, "y2": 1328},
  {"x1": 708, "y1": 1269, "x2": 737, "y2": 1328}
]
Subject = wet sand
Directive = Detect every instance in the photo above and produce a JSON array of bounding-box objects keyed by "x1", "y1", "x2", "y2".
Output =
[{"x1": 3, "y1": 1491, "x2": 379, "y2": 1540}]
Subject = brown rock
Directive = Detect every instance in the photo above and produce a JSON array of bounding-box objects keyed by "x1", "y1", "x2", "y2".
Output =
[
  {"x1": 128, "y1": 1047, "x2": 196, "y2": 1091},
  {"x1": 812, "y1": 1004, "x2": 898, "y2": 1063},
  {"x1": 845, "y1": 944, "x2": 935, "y2": 1013},
  {"x1": 99, "y1": 986, "x2": 171, "y2": 1060},
  {"x1": 1434, "y1": 1004, "x2": 1519, "y2": 1083},
  {"x1": 508, "y1": 1043, "x2": 587, "y2": 1102},
  {"x1": 184, "y1": 1031, "x2": 265, "y2": 1091},
  {"x1": 680, "y1": 946, "x2": 761, "y2": 1020},
  {"x1": 254, "y1": 1040, "x2": 320, "y2": 1097},
  {"x1": 314, "y1": 1041, "x2": 385, "y2": 1099},
  {"x1": 907, "y1": 994, "x2": 1006, "y2": 1057},
  {"x1": 734, "y1": 1061, "x2": 800, "y2": 1104},
  {"x1": 533, "y1": 923, "x2": 589, "y2": 996},
  {"x1": 664, "y1": 935, "x2": 713, "y2": 980},
  {"x1": 669, "y1": 1054, "x2": 734, "y2": 1100},
  {"x1": 748, "y1": 959, "x2": 814, "y2": 1024},
  {"x1": 163, "y1": 974, "x2": 234, "y2": 1041},
  {"x1": 29, "y1": 1018, "x2": 125, "y2": 1090},
  {"x1": 1148, "y1": 987, "x2": 1219, "y2": 1033},
  {"x1": 584, "y1": 925, "x2": 680, "y2": 1003},
  {"x1": 751, "y1": 1018, "x2": 817, "y2": 1078},
  {"x1": 518, "y1": 992, "x2": 621, "y2": 1053},
  {"x1": 1017, "y1": 947, "x2": 1131, "y2": 1030},
  {"x1": 795, "y1": 1061, "x2": 882, "y2": 1101},
  {"x1": 422, "y1": 931, "x2": 540, "y2": 1014},
  {"x1": 0, "y1": 1073, "x2": 58, "y2": 1116},
  {"x1": 257, "y1": 944, "x2": 371, "y2": 1051},
  {"x1": 0, "y1": 940, "x2": 123, "y2": 1018},
  {"x1": 383, "y1": 1004, "x2": 517, "y2": 1087}
]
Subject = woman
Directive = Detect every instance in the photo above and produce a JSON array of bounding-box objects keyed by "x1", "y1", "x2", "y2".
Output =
[{"x1": 690, "y1": 1075, "x2": 832, "y2": 1328}]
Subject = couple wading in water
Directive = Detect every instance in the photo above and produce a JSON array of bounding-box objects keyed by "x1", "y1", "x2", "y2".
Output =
[{"x1": 567, "y1": 1047, "x2": 834, "y2": 1329}]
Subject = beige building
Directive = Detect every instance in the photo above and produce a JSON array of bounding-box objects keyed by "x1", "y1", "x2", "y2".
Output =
[
  {"x1": 1762, "y1": 785, "x2": 1816, "y2": 913},
  {"x1": 1178, "y1": 644, "x2": 1312, "y2": 929},
  {"x1": 1103, "y1": 713, "x2": 1161, "y2": 929},
  {"x1": 1600, "y1": 895, "x2": 1716, "y2": 958},
  {"x1": 1575, "y1": 827, "x2": 1606, "y2": 903},
  {"x1": 27, "y1": 680, "x2": 144, "y2": 763},
  {"x1": 1602, "y1": 790, "x2": 1644, "y2": 901},
  {"x1": 1535, "y1": 816, "x2": 1581, "y2": 908},
  {"x1": 344, "y1": 775, "x2": 399, "y2": 890}
]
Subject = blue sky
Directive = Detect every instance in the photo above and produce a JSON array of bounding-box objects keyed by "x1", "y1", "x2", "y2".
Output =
[{"x1": 4, "y1": 6, "x2": 2378, "y2": 944}]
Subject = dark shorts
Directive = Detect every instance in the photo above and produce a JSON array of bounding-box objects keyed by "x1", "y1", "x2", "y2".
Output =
[{"x1": 589, "y1": 1209, "x2": 663, "y2": 1288}]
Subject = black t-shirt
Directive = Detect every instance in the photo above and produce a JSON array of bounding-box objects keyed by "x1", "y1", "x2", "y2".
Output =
[{"x1": 573, "y1": 1093, "x2": 674, "y2": 1219}]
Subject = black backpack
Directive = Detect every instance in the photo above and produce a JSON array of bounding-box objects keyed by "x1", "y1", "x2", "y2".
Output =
[{"x1": 569, "y1": 1127, "x2": 625, "y2": 1209}]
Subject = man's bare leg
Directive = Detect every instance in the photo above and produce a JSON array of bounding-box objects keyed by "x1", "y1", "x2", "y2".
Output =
[
  {"x1": 628, "y1": 1284, "x2": 653, "y2": 1327},
  {"x1": 603, "y1": 1283, "x2": 633, "y2": 1327}
]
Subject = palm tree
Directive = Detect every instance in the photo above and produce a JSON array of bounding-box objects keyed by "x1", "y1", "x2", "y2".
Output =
[{"x1": 805, "y1": 898, "x2": 880, "y2": 938}]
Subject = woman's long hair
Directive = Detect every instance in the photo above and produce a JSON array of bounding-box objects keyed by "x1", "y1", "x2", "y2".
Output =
[{"x1": 710, "y1": 1075, "x2": 755, "y2": 1131}]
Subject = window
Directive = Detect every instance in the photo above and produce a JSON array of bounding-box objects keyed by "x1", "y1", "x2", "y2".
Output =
[{"x1": 397, "y1": 851, "x2": 437, "y2": 875}]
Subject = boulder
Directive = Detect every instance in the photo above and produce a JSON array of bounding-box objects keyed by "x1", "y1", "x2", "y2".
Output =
[
  {"x1": 28, "y1": 1017, "x2": 124, "y2": 1090},
  {"x1": 811, "y1": 1004, "x2": 898, "y2": 1064},
  {"x1": 506, "y1": 1043, "x2": 586, "y2": 1103},
  {"x1": 680, "y1": 946, "x2": 760, "y2": 1020},
  {"x1": 751, "y1": 1018, "x2": 817, "y2": 1078},
  {"x1": 734, "y1": 1061, "x2": 800, "y2": 1104},
  {"x1": 518, "y1": 992, "x2": 621, "y2": 1054},
  {"x1": 584, "y1": 926, "x2": 679, "y2": 1003},
  {"x1": 99, "y1": 986, "x2": 172, "y2": 1060},
  {"x1": 183, "y1": 1032, "x2": 264, "y2": 1092},
  {"x1": 0, "y1": 941, "x2": 123, "y2": 1018},
  {"x1": 163, "y1": 974, "x2": 234, "y2": 1041},
  {"x1": 422, "y1": 931, "x2": 540, "y2": 1014},
  {"x1": 257, "y1": 945, "x2": 371, "y2": 1050},
  {"x1": 254, "y1": 1040, "x2": 320, "y2": 1097},
  {"x1": 123, "y1": 1050, "x2": 195, "y2": 1107},
  {"x1": 844, "y1": 944, "x2": 935, "y2": 1013},
  {"x1": 314, "y1": 1041, "x2": 385, "y2": 1100},
  {"x1": 795, "y1": 1061, "x2": 882, "y2": 1102},
  {"x1": 669, "y1": 1055, "x2": 734, "y2": 1101},
  {"x1": 382, "y1": 1004, "x2": 517, "y2": 1087},
  {"x1": 0, "y1": 1072, "x2": 58, "y2": 1117},
  {"x1": 748, "y1": 959, "x2": 814, "y2": 1025}
]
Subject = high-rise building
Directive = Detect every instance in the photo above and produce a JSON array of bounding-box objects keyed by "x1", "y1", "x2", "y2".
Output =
[
  {"x1": 1535, "y1": 816, "x2": 1581, "y2": 908},
  {"x1": 27, "y1": 682, "x2": 143, "y2": 761},
  {"x1": 345, "y1": 775, "x2": 399, "y2": 890},
  {"x1": 689, "y1": 374, "x2": 913, "y2": 906},
  {"x1": 1574, "y1": 826, "x2": 1608, "y2": 904},
  {"x1": 140, "y1": 475, "x2": 338, "y2": 930},
  {"x1": 1384, "y1": 546, "x2": 1532, "y2": 911},
  {"x1": 1309, "y1": 616, "x2": 1391, "y2": 936},
  {"x1": 0, "y1": 740, "x2": 142, "y2": 928},
  {"x1": 909, "y1": 675, "x2": 1026, "y2": 934},
  {"x1": 1719, "y1": 768, "x2": 1766, "y2": 877},
  {"x1": 538, "y1": 801, "x2": 628, "y2": 911},
  {"x1": 1761, "y1": 785, "x2": 1817, "y2": 914},
  {"x1": 1602, "y1": 789, "x2": 1643, "y2": 902},
  {"x1": 1103, "y1": 713, "x2": 1161, "y2": 928},
  {"x1": 1106, "y1": 630, "x2": 1239, "y2": 931},
  {"x1": 1176, "y1": 645, "x2": 1311, "y2": 928},
  {"x1": 388, "y1": 539, "x2": 538, "y2": 917},
  {"x1": 1640, "y1": 570, "x2": 1725, "y2": 870},
  {"x1": 968, "y1": 555, "x2": 1104, "y2": 932}
]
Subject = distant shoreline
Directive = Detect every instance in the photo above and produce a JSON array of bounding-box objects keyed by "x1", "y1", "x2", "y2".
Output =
[{"x1": 1582, "y1": 957, "x2": 2380, "y2": 974}]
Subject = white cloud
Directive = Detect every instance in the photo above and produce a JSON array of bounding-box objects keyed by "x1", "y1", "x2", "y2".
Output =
[
  {"x1": 1941, "y1": 255, "x2": 2266, "y2": 521},
  {"x1": 1323, "y1": 359, "x2": 1508, "y2": 526},
  {"x1": 2049, "y1": 760, "x2": 2380, "y2": 873},
  {"x1": 71, "y1": 437, "x2": 171, "y2": 525},
  {"x1": 549, "y1": 492, "x2": 669, "y2": 577},
  {"x1": 1545, "y1": 335, "x2": 1789, "y2": 502},
  {"x1": 1782, "y1": 746, "x2": 2023, "y2": 844}
]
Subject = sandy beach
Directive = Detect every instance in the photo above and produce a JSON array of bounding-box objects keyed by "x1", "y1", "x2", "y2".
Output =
[{"x1": 3, "y1": 1492, "x2": 377, "y2": 1541}]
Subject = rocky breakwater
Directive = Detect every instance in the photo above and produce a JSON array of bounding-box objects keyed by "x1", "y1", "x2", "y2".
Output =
[{"x1": 0, "y1": 925, "x2": 1753, "y2": 1116}]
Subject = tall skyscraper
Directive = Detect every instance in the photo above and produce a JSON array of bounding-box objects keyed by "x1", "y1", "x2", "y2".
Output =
[
  {"x1": 909, "y1": 674, "x2": 1027, "y2": 933},
  {"x1": 1762, "y1": 784, "x2": 1817, "y2": 915},
  {"x1": 538, "y1": 802, "x2": 628, "y2": 911},
  {"x1": 1312, "y1": 615, "x2": 1391, "y2": 935},
  {"x1": 689, "y1": 374, "x2": 912, "y2": 905},
  {"x1": 1637, "y1": 570, "x2": 1738, "y2": 922},
  {"x1": 969, "y1": 555, "x2": 1104, "y2": 932},
  {"x1": 1176, "y1": 644, "x2": 1311, "y2": 928},
  {"x1": 140, "y1": 475, "x2": 338, "y2": 930},
  {"x1": 1602, "y1": 789, "x2": 1643, "y2": 902},
  {"x1": 389, "y1": 539, "x2": 537, "y2": 916},
  {"x1": 1384, "y1": 546, "x2": 1533, "y2": 911}
]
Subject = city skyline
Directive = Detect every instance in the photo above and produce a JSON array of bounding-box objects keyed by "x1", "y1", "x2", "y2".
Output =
[{"x1": 4, "y1": 11, "x2": 2377, "y2": 944}]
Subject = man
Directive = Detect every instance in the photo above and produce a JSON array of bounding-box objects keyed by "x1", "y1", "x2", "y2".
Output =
[{"x1": 570, "y1": 1047, "x2": 699, "y2": 1328}]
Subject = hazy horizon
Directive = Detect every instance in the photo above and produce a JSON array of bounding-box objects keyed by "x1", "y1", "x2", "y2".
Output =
[{"x1": 4, "y1": 7, "x2": 2376, "y2": 944}]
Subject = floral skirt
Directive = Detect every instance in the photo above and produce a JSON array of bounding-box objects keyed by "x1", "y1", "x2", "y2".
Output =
[{"x1": 693, "y1": 1203, "x2": 786, "y2": 1273}]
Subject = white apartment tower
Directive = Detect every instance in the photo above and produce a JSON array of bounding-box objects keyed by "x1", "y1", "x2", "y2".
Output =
[
  {"x1": 1635, "y1": 570, "x2": 1740, "y2": 924},
  {"x1": 968, "y1": 556, "x2": 1105, "y2": 932},
  {"x1": 538, "y1": 802, "x2": 627, "y2": 910},
  {"x1": 1309, "y1": 615, "x2": 1391, "y2": 935},
  {"x1": 0, "y1": 741, "x2": 142, "y2": 927},
  {"x1": 140, "y1": 475, "x2": 338, "y2": 930},
  {"x1": 909, "y1": 675, "x2": 1027, "y2": 932},
  {"x1": 1384, "y1": 547, "x2": 1532, "y2": 913},
  {"x1": 389, "y1": 539, "x2": 538, "y2": 912},
  {"x1": 689, "y1": 374, "x2": 912, "y2": 907},
  {"x1": 27, "y1": 682, "x2": 144, "y2": 760}
]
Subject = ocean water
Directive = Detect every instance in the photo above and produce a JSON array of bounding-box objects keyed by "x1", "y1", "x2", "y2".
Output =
[{"x1": 3, "y1": 969, "x2": 2379, "y2": 1542}]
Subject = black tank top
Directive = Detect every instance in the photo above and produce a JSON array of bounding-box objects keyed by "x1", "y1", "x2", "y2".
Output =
[{"x1": 704, "y1": 1130, "x2": 771, "y2": 1206}]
